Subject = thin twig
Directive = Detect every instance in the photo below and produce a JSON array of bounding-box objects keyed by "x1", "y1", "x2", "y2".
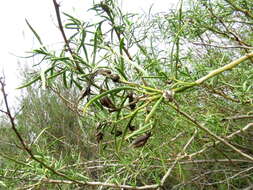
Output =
[
  {"x1": 0, "y1": 109, "x2": 8, "y2": 114},
  {"x1": 160, "y1": 129, "x2": 198, "y2": 188},
  {"x1": 49, "y1": 86, "x2": 83, "y2": 116},
  {"x1": 191, "y1": 42, "x2": 253, "y2": 49},
  {"x1": 0, "y1": 78, "x2": 81, "y2": 184},
  {"x1": 179, "y1": 159, "x2": 253, "y2": 165},
  {"x1": 224, "y1": 0, "x2": 253, "y2": 19},
  {"x1": 167, "y1": 102, "x2": 253, "y2": 161},
  {"x1": 203, "y1": 84, "x2": 251, "y2": 104},
  {"x1": 0, "y1": 175, "x2": 159, "y2": 189},
  {"x1": 52, "y1": 0, "x2": 83, "y2": 73},
  {"x1": 166, "y1": 122, "x2": 253, "y2": 162},
  {"x1": 222, "y1": 115, "x2": 253, "y2": 121},
  {"x1": 226, "y1": 123, "x2": 253, "y2": 139},
  {"x1": 201, "y1": 166, "x2": 253, "y2": 186}
]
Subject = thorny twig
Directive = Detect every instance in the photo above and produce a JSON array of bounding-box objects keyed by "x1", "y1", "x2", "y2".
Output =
[
  {"x1": 191, "y1": 42, "x2": 253, "y2": 49},
  {"x1": 0, "y1": 175, "x2": 159, "y2": 190},
  {"x1": 49, "y1": 86, "x2": 83, "y2": 116},
  {"x1": 0, "y1": 78, "x2": 162, "y2": 189},
  {"x1": 0, "y1": 78, "x2": 81, "y2": 184},
  {"x1": 167, "y1": 102, "x2": 253, "y2": 161},
  {"x1": 222, "y1": 115, "x2": 253, "y2": 121},
  {"x1": 206, "y1": 1, "x2": 253, "y2": 64},
  {"x1": 203, "y1": 84, "x2": 252, "y2": 104},
  {"x1": 200, "y1": 166, "x2": 253, "y2": 186},
  {"x1": 159, "y1": 129, "x2": 198, "y2": 189},
  {"x1": 166, "y1": 122, "x2": 253, "y2": 162}
]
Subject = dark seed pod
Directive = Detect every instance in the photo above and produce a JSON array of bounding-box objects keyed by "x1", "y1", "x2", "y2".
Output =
[
  {"x1": 127, "y1": 92, "x2": 136, "y2": 110},
  {"x1": 100, "y1": 96, "x2": 116, "y2": 109},
  {"x1": 110, "y1": 74, "x2": 120, "y2": 83},
  {"x1": 108, "y1": 108, "x2": 119, "y2": 113},
  {"x1": 127, "y1": 124, "x2": 135, "y2": 131},
  {"x1": 131, "y1": 132, "x2": 152, "y2": 148},
  {"x1": 78, "y1": 86, "x2": 91, "y2": 101},
  {"x1": 96, "y1": 131, "x2": 104, "y2": 143},
  {"x1": 97, "y1": 69, "x2": 112, "y2": 76},
  {"x1": 114, "y1": 130, "x2": 123, "y2": 137},
  {"x1": 166, "y1": 80, "x2": 173, "y2": 85},
  {"x1": 127, "y1": 92, "x2": 134, "y2": 101},
  {"x1": 100, "y1": 2, "x2": 111, "y2": 14},
  {"x1": 129, "y1": 102, "x2": 136, "y2": 110}
]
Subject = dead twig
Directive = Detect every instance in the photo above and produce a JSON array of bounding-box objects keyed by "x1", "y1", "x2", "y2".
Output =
[
  {"x1": 191, "y1": 42, "x2": 253, "y2": 49},
  {"x1": 159, "y1": 129, "x2": 198, "y2": 189},
  {"x1": 167, "y1": 102, "x2": 253, "y2": 162},
  {"x1": 166, "y1": 123, "x2": 253, "y2": 162},
  {"x1": 0, "y1": 78, "x2": 81, "y2": 184}
]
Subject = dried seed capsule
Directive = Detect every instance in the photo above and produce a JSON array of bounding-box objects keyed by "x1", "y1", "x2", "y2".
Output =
[
  {"x1": 110, "y1": 74, "x2": 120, "y2": 83},
  {"x1": 127, "y1": 124, "x2": 135, "y2": 131},
  {"x1": 97, "y1": 69, "x2": 112, "y2": 76},
  {"x1": 129, "y1": 102, "x2": 136, "y2": 110},
  {"x1": 131, "y1": 132, "x2": 152, "y2": 148},
  {"x1": 114, "y1": 130, "x2": 123, "y2": 137},
  {"x1": 127, "y1": 92, "x2": 134, "y2": 100},
  {"x1": 100, "y1": 96, "x2": 116, "y2": 109},
  {"x1": 96, "y1": 131, "x2": 104, "y2": 143},
  {"x1": 78, "y1": 86, "x2": 91, "y2": 101},
  {"x1": 127, "y1": 92, "x2": 136, "y2": 110}
]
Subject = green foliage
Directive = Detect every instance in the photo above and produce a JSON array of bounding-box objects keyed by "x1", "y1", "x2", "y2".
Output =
[{"x1": 1, "y1": 0, "x2": 253, "y2": 189}]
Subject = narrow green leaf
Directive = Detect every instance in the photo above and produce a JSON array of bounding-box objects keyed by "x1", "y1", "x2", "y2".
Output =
[
  {"x1": 0, "y1": 181, "x2": 7, "y2": 187},
  {"x1": 32, "y1": 127, "x2": 50, "y2": 145},
  {"x1": 242, "y1": 81, "x2": 247, "y2": 92},
  {"x1": 25, "y1": 19, "x2": 43, "y2": 45},
  {"x1": 40, "y1": 69, "x2": 46, "y2": 90},
  {"x1": 125, "y1": 122, "x2": 153, "y2": 140},
  {"x1": 73, "y1": 79, "x2": 82, "y2": 90},
  {"x1": 16, "y1": 76, "x2": 40, "y2": 89},
  {"x1": 145, "y1": 96, "x2": 164, "y2": 123},
  {"x1": 117, "y1": 111, "x2": 138, "y2": 151},
  {"x1": 63, "y1": 12, "x2": 82, "y2": 26},
  {"x1": 83, "y1": 86, "x2": 135, "y2": 114}
]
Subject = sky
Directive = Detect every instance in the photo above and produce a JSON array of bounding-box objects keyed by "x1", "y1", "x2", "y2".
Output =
[{"x1": 0, "y1": 0, "x2": 178, "y2": 108}]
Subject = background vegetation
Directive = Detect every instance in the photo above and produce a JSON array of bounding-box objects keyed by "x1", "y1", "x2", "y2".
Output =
[{"x1": 1, "y1": 0, "x2": 253, "y2": 189}]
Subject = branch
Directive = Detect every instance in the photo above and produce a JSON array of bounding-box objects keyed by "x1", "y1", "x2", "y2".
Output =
[
  {"x1": 167, "y1": 102, "x2": 253, "y2": 161},
  {"x1": 191, "y1": 42, "x2": 253, "y2": 49},
  {"x1": 167, "y1": 123, "x2": 253, "y2": 162},
  {"x1": 222, "y1": 115, "x2": 253, "y2": 121},
  {"x1": 224, "y1": 0, "x2": 253, "y2": 19},
  {"x1": 0, "y1": 78, "x2": 81, "y2": 184},
  {"x1": 0, "y1": 176, "x2": 159, "y2": 189},
  {"x1": 195, "y1": 51, "x2": 253, "y2": 85},
  {"x1": 160, "y1": 129, "x2": 198, "y2": 188},
  {"x1": 203, "y1": 84, "x2": 251, "y2": 104},
  {"x1": 171, "y1": 51, "x2": 253, "y2": 93},
  {"x1": 52, "y1": 0, "x2": 83, "y2": 73}
]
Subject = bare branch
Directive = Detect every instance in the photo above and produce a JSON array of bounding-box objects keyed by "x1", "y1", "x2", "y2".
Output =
[
  {"x1": 166, "y1": 102, "x2": 253, "y2": 161},
  {"x1": 191, "y1": 42, "x2": 253, "y2": 49},
  {"x1": 52, "y1": 0, "x2": 83, "y2": 73},
  {"x1": 160, "y1": 129, "x2": 198, "y2": 188},
  {"x1": 0, "y1": 78, "x2": 82, "y2": 184}
]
